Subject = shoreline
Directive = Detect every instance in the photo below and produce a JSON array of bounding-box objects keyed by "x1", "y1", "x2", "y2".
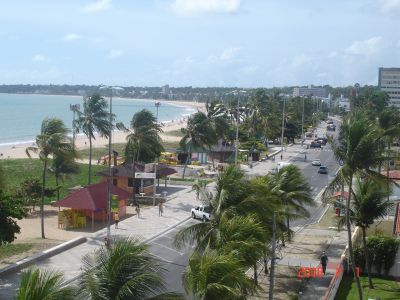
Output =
[{"x1": 0, "y1": 99, "x2": 205, "y2": 159}]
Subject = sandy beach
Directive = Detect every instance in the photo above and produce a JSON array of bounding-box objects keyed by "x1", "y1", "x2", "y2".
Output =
[{"x1": 0, "y1": 100, "x2": 205, "y2": 160}]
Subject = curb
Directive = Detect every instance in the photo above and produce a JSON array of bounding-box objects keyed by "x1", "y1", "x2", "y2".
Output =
[{"x1": 0, "y1": 236, "x2": 87, "y2": 277}]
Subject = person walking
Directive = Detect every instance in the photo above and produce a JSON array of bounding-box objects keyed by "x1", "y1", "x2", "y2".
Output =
[
  {"x1": 320, "y1": 251, "x2": 329, "y2": 275},
  {"x1": 158, "y1": 201, "x2": 164, "y2": 217},
  {"x1": 135, "y1": 204, "x2": 141, "y2": 218},
  {"x1": 114, "y1": 212, "x2": 119, "y2": 229}
]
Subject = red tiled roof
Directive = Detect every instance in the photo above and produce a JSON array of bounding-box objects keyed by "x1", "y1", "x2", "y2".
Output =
[
  {"x1": 381, "y1": 170, "x2": 400, "y2": 180},
  {"x1": 332, "y1": 191, "x2": 349, "y2": 199},
  {"x1": 52, "y1": 181, "x2": 131, "y2": 211}
]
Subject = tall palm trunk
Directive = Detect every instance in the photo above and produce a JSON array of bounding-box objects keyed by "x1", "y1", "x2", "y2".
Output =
[
  {"x1": 387, "y1": 142, "x2": 390, "y2": 203},
  {"x1": 182, "y1": 144, "x2": 192, "y2": 179},
  {"x1": 286, "y1": 213, "x2": 291, "y2": 242},
  {"x1": 88, "y1": 137, "x2": 92, "y2": 185},
  {"x1": 362, "y1": 227, "x2": 374, "y2": 289},
  {"x1": 55, "y1": 175, "x2": 60, "y2": 201},
  {"x1": 263, "y1": 252, "x2": 269, "y2": 274},
  {"x1": 346, "y1": 175, "x2": 363, "y2": 300},
  {"x1": 40, "y1": 159, "x2": 47, "y2": 239},
  {"x1": 253, "y1": 263, "x2": 258, "y2": 285}
]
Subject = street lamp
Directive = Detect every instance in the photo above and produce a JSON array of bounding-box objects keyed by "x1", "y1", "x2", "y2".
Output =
[
  {"x1": 70, "y1": 104, "x2": 80, "y2": 148},
  {"x1": 280, "y1": 96, "x2": 286, "y2": 160},
  {"x1": 99, "y1": 85, "x2": 124, "y2": 239},
  {"x1": 234, "y1": 93, "x2": 240, "y2": 165},
  {"x1": 153, "y1": 101, "x2": 161, "y2": 206}
]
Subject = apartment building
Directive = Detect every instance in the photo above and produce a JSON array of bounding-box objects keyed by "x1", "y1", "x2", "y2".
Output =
[
  {"x1": 293, "y1": 86, "x2": 326, "y2": 98},
  {"x1": 379, "y1": 67, "x2": 400, "y2": 108}
]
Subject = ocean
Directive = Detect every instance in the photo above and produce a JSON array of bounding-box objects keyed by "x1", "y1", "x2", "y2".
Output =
[{"x1": 0, "y1": 93, "x2": 194, "y2": 146}]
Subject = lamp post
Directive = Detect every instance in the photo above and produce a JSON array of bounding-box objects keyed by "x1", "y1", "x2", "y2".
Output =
[
  {"x1": 99, "y1": 85, "x2": 124, "y2": 239},
  {"x1": 153, "y1": 101, "x2": 161, "y2": 206},
  {"x1": 280, "y1": 97, "x2": 286, "y2": 160},
  {"x1": 234, "y1": 92, "x2": 240, "y2": 165},
  {"x1": 70, "y1": 104, "x2": 80, "y2": 148}
]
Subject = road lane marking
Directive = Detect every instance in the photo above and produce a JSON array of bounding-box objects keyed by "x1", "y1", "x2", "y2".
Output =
[{"x1": 150, "y1": 241, "x2": 185, "y2": 255}]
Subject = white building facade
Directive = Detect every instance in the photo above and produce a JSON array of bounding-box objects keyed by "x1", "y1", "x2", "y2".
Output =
[{"x1": 379, "y1": 67, "x2": 400, "y2": 108}]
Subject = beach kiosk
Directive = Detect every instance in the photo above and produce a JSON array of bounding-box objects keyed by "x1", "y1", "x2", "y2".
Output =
[{"x1": 53, "y1": 181, "x2": 130, "y2": 230}]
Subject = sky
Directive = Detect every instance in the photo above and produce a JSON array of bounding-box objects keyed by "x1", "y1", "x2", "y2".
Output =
[{"x1": 0, "y1": 0, "x2": 399, "y2": 88}]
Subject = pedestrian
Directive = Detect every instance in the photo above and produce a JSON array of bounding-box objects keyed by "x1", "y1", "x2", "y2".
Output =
[
  {"x1": 320, "y1": 251, "x2": 329, "y2": 275},
  {"x1": 158, "y1": 201, "x2": 164, "y2": 217},
  {"x1": 135, "y1": 204, "x2": 141, "y2": 218},
  {"x1": 114, "y1": 212, "x2": 119, "y2": 229}
]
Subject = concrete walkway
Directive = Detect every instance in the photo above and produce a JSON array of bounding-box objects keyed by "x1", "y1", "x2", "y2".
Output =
[{"x1": 0, "y1": 184, "x2": 200, "y2": 299}]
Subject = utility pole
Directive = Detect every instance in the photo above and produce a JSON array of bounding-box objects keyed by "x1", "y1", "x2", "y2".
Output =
[
  {"x1": 280, "y1": 97, "x2": 286, "y2": 160},
  {"x1": 99, "y1": 85, "x2": 123, "y2": 239},
  {"x1": 153, "y1": 101, "x2": 161, "y2": 206},
  {"x1": 269, "y1": 211, "x2": 278, "y2": 300},
  {"x1": 301, "y1": 97, "x2": 305, "y2": 141},
  {"x1": 234, "y1": 93, "x2": 240, "y2": 165}
]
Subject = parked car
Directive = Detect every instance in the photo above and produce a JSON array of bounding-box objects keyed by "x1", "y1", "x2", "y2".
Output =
[
  {"x1": 315, "y1": 138, "x2": 327, "y2": 145},
  {"x1": 312, "y1": 159, "x2": 321, "y2": 166},
  {"x1": 191, "y1": 205, "x2": 212, "y2": 221},
  {"x1": 306, "y1": 132, "x2": 313, "y2": 138},
  {"x1": 318, "y1": 166, "x2": 328, "y2": 174},
  {"x1": 327, "y1": 124, "x2": 336, "y2": 131},
  {"x1": 310, "y1": 141, "x2": 322, "y2": 148},
  {"x1": 327, "y1": 120, "x2": 334, "y2": 124}
]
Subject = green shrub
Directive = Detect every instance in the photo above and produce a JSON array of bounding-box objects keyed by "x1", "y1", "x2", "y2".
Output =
[{"x1": 366, "y1": 235, "x2": 400, "y2": 276}]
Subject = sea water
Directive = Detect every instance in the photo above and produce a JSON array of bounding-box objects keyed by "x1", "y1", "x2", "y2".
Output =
[{"x1": 0, "y1": 93, "x2": 194, "y2": 146}]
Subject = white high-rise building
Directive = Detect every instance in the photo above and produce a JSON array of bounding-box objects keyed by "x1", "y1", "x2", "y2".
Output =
[{"x1": 379, "y1": 67, "x2": 400, "y2": 108}]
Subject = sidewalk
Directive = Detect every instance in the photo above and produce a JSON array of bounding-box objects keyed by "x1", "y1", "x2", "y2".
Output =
[{"x1": 0, "y1": 184, "x2": 200, "y2": 299}]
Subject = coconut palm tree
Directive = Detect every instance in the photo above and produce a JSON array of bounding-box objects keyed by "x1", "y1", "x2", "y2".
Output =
[
  {"x1": 79, "y1": 238, "x2": 182, "y2": 300},
  {"x1": 269, "y1": 164, "x2": 313, "y2": 244},
  {"x1": 337, "y1": 178, "x2": 393, "y2": 289},
  {"x1": 74, "y1": 93, "x2": 111, "y2": 185},
  {"x1": 180, "y1": 112, "x2": 217, "y2": 179},
  {"x1": 16, "y1": 268, "x2": 77, "y2": 300},
  {"x1": 126, "y1": 109, "x2": 163, "y2": 163},
  {"x1": 183, "y1": 248, "x2": 260, "y2": 300},
  {"x1": 26, "y1": 118, "x2": 75, "y2": 239},
  {"x1": 326, "y1": 110, "x2": 389, "y2": 300}
]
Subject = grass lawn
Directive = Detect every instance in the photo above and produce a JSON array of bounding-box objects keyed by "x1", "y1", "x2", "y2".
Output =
[
  {"x1": 335, "y1": 274, "x2": 400, "y2": 300},
  {"x1": 76, "y1": 143, "x2": 126, "y2": 160},
  {"x1": 1, "y1": 159, "x2": 105, "y2": 203},
  {"x1": 0, "y1": 243, "x2": 33, "y2": 261}
]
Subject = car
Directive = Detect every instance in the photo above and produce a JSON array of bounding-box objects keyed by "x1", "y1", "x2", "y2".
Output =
[
  {"x1": 315, "y1": 138, "x2": 327, "y2": 145},
  {"x1": 327, "y1": 120, "x2": 334, "y2": 124},
  {"x1": 318, "y1": 166, "x2": 328, "y2": 174},
  {"x1": 310, "y1": 141, "x2": 322, "y2": 148},
  {"x1": 312, "y1": 159, "x2": 321, "y2": 166},
  {"x1": 327, "y1": 124, "x2": 336, "y2": 131},
  {"x1": 191, "y1": 205, "x2": 212, "y2": 221}
]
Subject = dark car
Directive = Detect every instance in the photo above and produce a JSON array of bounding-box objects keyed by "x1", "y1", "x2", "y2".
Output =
[
  {"x1": 310, "y1": 141, "x2": 322, "y2": 148},
  {"x1": 318, "y1": 166, "x2": 328, "y2": 174},
  {"x1": 327, "y1": 120, "x2": 334, "y2": 124},
  {"x1": 327, "y1": 124, "x2": 336, "y2": 131},
  {"x1": 315, "y1": 138, "x2": 327, "y2": 145}
]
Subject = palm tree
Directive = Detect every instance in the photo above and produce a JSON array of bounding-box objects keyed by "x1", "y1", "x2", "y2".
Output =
[
  {"x1": 126, "y1": 109, "x2": 163, "y2": 163},
  {"x1": 49, "y1": 152, "x2": 80, "y2": 200},
  {"x1": 338, "y1": 178, "x2": 393, "y2": 289},
  {"x1": 326, "y1": 110, "x2": 389, "y2": 300},
  {"x1": 180, "y1": 112, "x2": 217, "y2": 179},
  {"x1": 183, "y1": 248, "x2": 259, "y2": 300},
  {"x1": 16, "y1": 268, "x2": 76, "y2": 300},
  {"x1": 269, "y1": 164, "x2": 313, "y2": 244},
  {"x1": 74, "y1": 93, "x2": 111, "y2": 185},
  {"x1": 79, "y1": 237, "x2": 182, "y2": 299},
  {"x1": 26, "y1": 118, "x2": 74, "y2": 239}
]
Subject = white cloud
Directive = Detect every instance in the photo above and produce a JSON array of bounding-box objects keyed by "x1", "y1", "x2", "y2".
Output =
[
  {"x1": 380, "y1": 0, "x2": 400, "y2": 14},
  {"x1": 83, "y1": 0, "x2": 112, "y2": 13},
  {"x1": 220, "y1": 47, "x2": 240, "y2": 60},
  {"x1": 108, "y1": 49, "x2": 123, "y2": 58},
  {"x1": 171, "y1": 0, "x2": 241, "y2": 15},
  {"x1": 62, "y1": 33, "x2": 81, "y2": 42},
  {"x1": 32, "y1": 54, "x2": 46, "y2": 62},
  {"x1": 345, "y1": 36, "x2": 383, "y2": 56}
]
